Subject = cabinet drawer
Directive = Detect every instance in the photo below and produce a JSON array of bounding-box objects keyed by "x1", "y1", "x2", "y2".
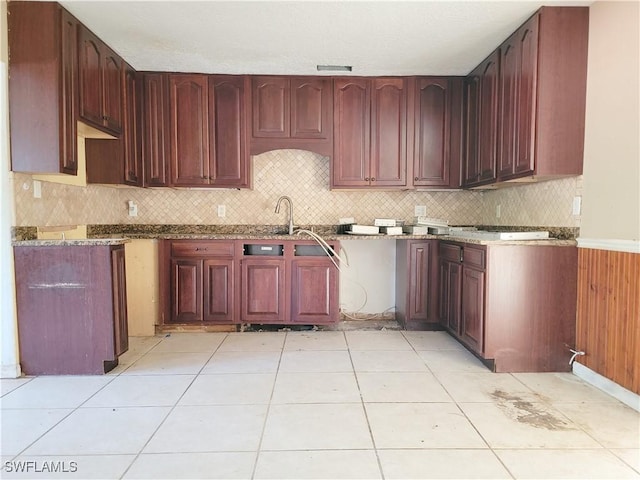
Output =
[
  {"x1": 440, "y1": 243, "x2": 462, "y2": 262},
  {"x1": 462, "y1": 246, "x2": 486, "y2": 269},
  {"x1": 170, "y1": 241, "x2": 234, "y2": 257}
]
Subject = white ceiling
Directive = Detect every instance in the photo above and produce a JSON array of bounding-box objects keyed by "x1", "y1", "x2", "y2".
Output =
[{"x1": 59, "y1": 0, "x2": 591, "y2": 76}]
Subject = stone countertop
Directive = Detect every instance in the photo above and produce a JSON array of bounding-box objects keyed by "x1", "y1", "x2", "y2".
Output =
[{"x1": 12, "y1": 238, "x2": 130, "y2": 247}]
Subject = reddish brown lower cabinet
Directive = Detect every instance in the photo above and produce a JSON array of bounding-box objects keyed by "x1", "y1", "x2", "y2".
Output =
[
  {"x1": 14, "y1": 244, "x2": 129, "y2": 375},
  {"x1": 439, "y1": 241, "x2": 577, "y2": 372},
  {"x1": 395, "y1": 240, "x2": 439, "y2": 330},
  {"x1": 241, "y1": 257, "x2": 287, "y2": 323},
  {"x1": 290, "y1": 257, "x2": 339, "y2": 324},
  {"x1": 162, "y1": 240, "x2": 237, "y2": 325}
]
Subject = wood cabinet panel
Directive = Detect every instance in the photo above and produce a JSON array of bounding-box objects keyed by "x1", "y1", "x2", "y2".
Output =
[
  {"x1": 290, "y1": 259, "x2": 338, "y2": 323},
  {"x1": 252, "y1": 76, "x2": 289, "y2": 138},
  {"x1": 463, "y1": 75, "x2": 480, "y2": 186},
  {"x1": 14, "y1": 245, "x2": 128, "y2": 375},
  {"x1": 204, "y1": 259, "x2": 235, "y2": 322},
  {"x1": 333, "y1": 78, "x2": 370, "y2": 187},
  {"x1": 170, "y1": 258, "x2": 203, "y2": 323},
  {"x1": 413, "y1": 77, "x2": 462, "y2": 188},
  {"x1": 498, "y1": 34, "x2": 519, "y2": 179},
  {"x1": 461, "y1": 266, "x2": 485, "y2": 353},
  {"x1": 169, "y1": 74, "x2": 210, "y2": 186},
  {"x1": 123, "y1": 67, "x2": 143, "y2": 185},
  {"x1": 439, "y1": 259, "x2": 462, "y2": 335},
  {"x1": 111, "y1": 247, "x2": 129, "y2": 356},
  {"x1": 370, "y1": 78, "x2": 407, "y2": 186},
  {"x1": 210, "y1": 76, "x2": 250, "y2": 187},
  {"x1": 143, "y1": 73, "x2": 170, "y2": 187},
  {"x1": 477, "y1": 51, "x2": 500, "y2": 185},
  {"x1": 290, "y1": 78, "x2": 331, "y2": 139},
  {"x1": 241, "y1": 258, "x2": 286, "y2": 323},
  {"x1": 8, "y1": 3, "x2": 79, "y2": 175},
  {"x1": 78, "y1": 25, "x2": 123, "y2": 134}
]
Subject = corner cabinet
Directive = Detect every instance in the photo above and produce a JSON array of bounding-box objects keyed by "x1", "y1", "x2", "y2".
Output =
[
  {"x1": 412, "y1": 78, "x2": 463, "y2": 188},
  {"x1": 14, "y1": 244, "x2": 129, "y2": 375},
  {"x1": 251, "y1": 76, "x2": 332, "y2": 156},
  {"x1": 439, "y1": 241, "x2": 578, "y2": 372},
  {"x1": 332, "y1": 77, "x2": 408, "y2": 188},
  {"x1": 395, "y1": 240, "x2": 440, "y2": 330},
  {"x1": 8, "y1": 2, "x2": 79, "y2": 175}
]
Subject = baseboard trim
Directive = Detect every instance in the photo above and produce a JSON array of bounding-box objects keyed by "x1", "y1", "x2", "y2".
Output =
[
  {"x1": 1, "y1": 363, "x2": 22, "y2": 379},
  {"x1": 576, "y1": 238, "x2": 640, "y2": 253},
  {"x1": 573, "y1": 362, "x2": 640, "y2": 412}
]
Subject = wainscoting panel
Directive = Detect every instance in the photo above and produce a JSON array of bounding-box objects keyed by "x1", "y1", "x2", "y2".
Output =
[{"x1": 576, "y1": 247, "x2": 639, "y2": 394}]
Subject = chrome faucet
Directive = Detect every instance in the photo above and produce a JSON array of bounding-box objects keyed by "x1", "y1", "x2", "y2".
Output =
[{"x1": 275, "y1": 195, "x2": 295, "y2": 235}]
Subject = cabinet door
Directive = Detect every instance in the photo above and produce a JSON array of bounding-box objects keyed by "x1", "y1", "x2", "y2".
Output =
[
  {"x1": 332, "y1": 78, "x2": 370, "y2": 187},
  {"x1": 515, "y1": 15, "x2": 539, "y2": 176},
  {"x1": 78, "y1": 27, "x2": 104, "y2": 127},
  {"x1": 123, "y1": 67, "x2": 143, "y2": 186},
  {"x1": 439, "y1": 259, "x2": 462, "y2": 335},
  {"x1": 203, "y1": 259, "x2": 235, "y2": 323},
  {"x1": 60, "y1": 9, "x2": 78, "y2": 175},
  {"x1": 252, "y1": 76, "x2": 289, "y2": 138},
  {"x1": 461, "y1": 267, "x2": 485, "y2": 353},
  {"x1": 463, "y1": 75, "x2": 480, "y2": 186},
  {"x1": 241, "y1": 258, "x2": 286, "y2": 323},
  {"x1": 498, "y1": 34, "x2": 519, "y2": 179},
  {"x1": 169, "y1": 74, "x2": 210, "y2": 186},
  {"x1": 407, "y1": 242, "x2": 431, "y2": 322},
  {"x1": 210, "y1": 76, "x2": 250, "y2": 187},
  {"x1": 370, "y1": 78, "x2": 407, "y2": 186},
  {"x1": 477, "y1": 51, "x2": 500, "y2": 184},
  {"x1": 102, "y1": 49, "x2": 123, "y2": 134},
  {"x1": 414, "y1": 77, "x2": 451, "y2": 187},
  {"x1": 143, "y1": 74, "x2": 170, "y2": 186},
  {"x1": 170, "y1": 259, "x2": 203, "y2": 323},
  {"x1": 290, "y1": 77, "x2": 331, "y2": 139},
  {"x1": 290, "y1": 258, "x2": 338, "y2": 323},
  {"x1": 111, "y1": 247, "x2": 129, "y2": 356}
]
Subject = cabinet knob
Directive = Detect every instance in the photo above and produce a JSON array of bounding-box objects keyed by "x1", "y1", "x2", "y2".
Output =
[
  {"x1": 195, "y1": 247, "x2": 208, "y2": 252},
  {"x1": 365, "y1": 177, "x2": 370, "y2": 182},
  {"x1": 414, "y1": 177, "x2": 419, "y2": 181},
  {"x1": 371, "y1": 177, "x2": 376, "y2": 182}
]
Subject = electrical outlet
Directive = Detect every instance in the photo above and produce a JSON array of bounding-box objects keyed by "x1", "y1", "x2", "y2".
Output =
[
  {"x1": 496, "y1": 204, "x2": 501, "y2": 218},
  {"x1": 217, "y1": 205, "x2": 226, "y2": 218},
  {"x1": 414, "y1": 205, "x2": 427, "y2": 217},
  {"x1": 127, "y1": 200, "x2": 138, "y2": 217},
  {"x1": 33, "y1": 180, "x2": 42, "y2": 199},
  {"x1": 572, "y1": 196, "x2": 582, "y2": 215}
]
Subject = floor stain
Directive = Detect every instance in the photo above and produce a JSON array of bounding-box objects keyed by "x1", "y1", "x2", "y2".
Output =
[{"x1": 491, "y1": 389, "x2": 574, "y2": 431}]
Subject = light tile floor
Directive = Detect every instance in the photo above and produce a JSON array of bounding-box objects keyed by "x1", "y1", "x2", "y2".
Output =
[{"x1": 1, "y1": 331, "x2": 639, "y2": 479}]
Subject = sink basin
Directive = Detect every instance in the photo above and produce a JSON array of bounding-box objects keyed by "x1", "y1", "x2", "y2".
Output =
[{"x1": 451, "y1": 231, "x2": 550, "y2": 241}]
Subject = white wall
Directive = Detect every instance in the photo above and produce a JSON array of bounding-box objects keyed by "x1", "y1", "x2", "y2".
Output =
[
  {"x1": 580, "y1": 1, "x2": 640, "y2": 243},
  {"x1": 0, "y1": 0, "x2": 21, "y2": 378}
]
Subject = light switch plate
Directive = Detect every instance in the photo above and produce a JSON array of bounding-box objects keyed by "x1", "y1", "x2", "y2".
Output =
[
  {"x1": 572, "y1": 196, "x2": 582, "y2": 215},
  {"x1": 217, "y1": 205, "x2": 226, "y2": 217}
]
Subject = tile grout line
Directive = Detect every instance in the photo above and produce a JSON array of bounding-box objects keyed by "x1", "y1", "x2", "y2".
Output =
[
  {"x1": 117, "y1": 333, "x2": 230, "y2": 480},
  {"x1": 345, "y1": 331, "x2": 387, "y2": 480},
  {"x1": 250, "y1": 331, "x2": 287, "y2": 480}
]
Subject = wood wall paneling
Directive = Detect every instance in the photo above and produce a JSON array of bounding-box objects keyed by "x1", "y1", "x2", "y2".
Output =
[{"x1": 576, "y1": 248, "x2": 640, "y2": 395}]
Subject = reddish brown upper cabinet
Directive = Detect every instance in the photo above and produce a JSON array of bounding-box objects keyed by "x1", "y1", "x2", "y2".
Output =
[
  {"x1": 8, "y1": 2, "x2": 79, "y2": 175},
  {"x1": 413, "y1": 77, "x2": 463, "y2": 188},
  {"x1": 168, "y1": 74, "x2": 211, "y2": 186},
  {"x1": 498, "y1": 8, "x2": 589, "y2": 182},
  {"x1": 142, "y1": 73, "x2": 171, "y2": 187},
  {"x1": 250, "y1": 76, "x2": 333, "y2": 156},
  {"x1": 78, "y1": 25, "x2": 123, "y2": 135},
  {"x1": 122, "y1": 66, "x2": 143, "y2": 186},
  {"x1": 463, "y1": 51, "x2": 500, "y2": 188},
  {"x1": 333, "y1": 77, "x2": 408, "y2": 188},
  {"x1": 396, "y1": 240, "x2": 440, "y2": 330}
]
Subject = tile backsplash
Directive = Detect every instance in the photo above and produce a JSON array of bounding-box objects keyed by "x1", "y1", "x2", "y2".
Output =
[{"x1": 12, "y1": 150, "x2": 581, "y2": 229}]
